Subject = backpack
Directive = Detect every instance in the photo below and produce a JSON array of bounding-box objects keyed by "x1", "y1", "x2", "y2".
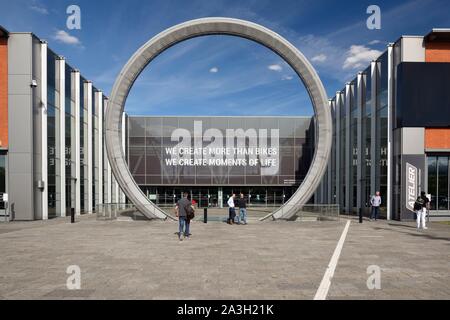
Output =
[
  {"x1": 413, "y1": 197, "x2": 424, "y2": 211},
  {"x1": 184, "y1": 202, "x2": 195, "y2": 220}
]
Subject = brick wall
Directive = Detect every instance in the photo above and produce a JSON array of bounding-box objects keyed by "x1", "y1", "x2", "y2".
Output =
[
  {"x1": 425, "y1": 128, "x2": 450, "y2": 150},
  {"x1": 425, "y1": 42, "x2": 450, "y2": 62}
]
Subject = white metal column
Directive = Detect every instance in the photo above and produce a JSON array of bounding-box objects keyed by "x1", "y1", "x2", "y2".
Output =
[
  {"x1": 119, "y1": 112, "x2": 126, "y2": 204},
  {"x1": 56, "y1": 56, "x2": 66, "y2": 217},
  {"x1": 73, "y1": 70, "x2": 81, "y2": 215},
  {"x1": 327, "y1": 99, "x2": 334, "y2": 204},
  {"x1": 114, "y1": 176, "x2": 119, "y2": 204},
  {"x1": 356, "y1": 72, "x2": 363, "y2": 211},
  {"x1": 370, "y1": 61, "x2": 377, "y2": 197},
  {"x1": 96, "y1": 91, "x2": 103, "y2": 205},
  {"x1": 345, "y1": 83, "x2": 352, "y2": 213},
  {"x1": 387, "y1": 44, "x2": 394, "y2": 221},
  {"x1": 335, "y1": 92, "x2": 341, "y2": 209},
  {"x1": 40, "y1": 41, "x2": 48, "y2": 220},
  {"x1": 85, "y1": 81, "x2": 93, "y2": 213},
  {"x1": 104, "y1": 98, "x2": 112, "y2": 204}
]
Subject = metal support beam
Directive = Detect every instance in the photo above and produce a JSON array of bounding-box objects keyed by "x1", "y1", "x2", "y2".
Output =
[
  {"x1": 335, "y1": 92, "x2": 342, "y2": 209},
  {"x1": 387, "y1": 44, "x2": 394, "y2": 221},
  {"x1": 40, "y1": 41, "x2": 48, "y2": 220},
  {"x1": 96, "y1": 91, "x2": 103, "y2": 205},
  {"x1": 56, "y1": 56, "x2": 66, "y2": 217},
  {"x1": 345, "y1": 83, "x2": 352, "y2": 214},
  {"x1": 73, "y1": 70, "x2": 81, "y2": 215},
  {"x1": 356, "y1": 72, "x2": 364, "y2": 212},
  {"x1": 85, "y1": 81, "x2": 93, "y2": 213},
  {"x1": 370, "y1": 61, "x2": 377, "y2": 198}
]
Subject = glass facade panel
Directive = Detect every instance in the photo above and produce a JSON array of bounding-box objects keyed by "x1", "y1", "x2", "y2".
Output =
[
  {"x1": 65, "y1": 64, "x2": 74, "y2": 212},
  {"x1": 427, "y1": 156, "x2": 450, "y2": 212},
  {"x1": 376, "y1": 52, "x2": 389, "y2": 211},
  {"x1": 0, "y1": 154, "x2": 5, "y2": 210},
  {"x1": 437, "y1": 157, "x2": 449, "y2": 210},
  {"x1": 47, "y1": 50, "x2": 58, "y2": 218},
  {"x1": 80, "y1": 78, "x2": 86, "y2": 212},
  {"x1": 128, "y1": 117, "x2": 314, "y2": 195},
  {"x1": 428, "y1": 156, "x2": 437, "y2": 210},
  {"x1": 362, "y1": 68, "x2": 372, "y2": 207}
]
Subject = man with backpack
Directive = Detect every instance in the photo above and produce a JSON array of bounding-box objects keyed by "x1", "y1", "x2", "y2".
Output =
[
  {"x1": 175, "y1": 192, "x2": 194, "y2": 241},
  {"x1": 414, "y1": 191, "x2": 429, "y2": 230}
]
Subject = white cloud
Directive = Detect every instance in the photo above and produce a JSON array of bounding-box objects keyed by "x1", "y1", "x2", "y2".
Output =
[
  {"x1": 268, "y1": 64, "x2": 282, "y2": 72},
  {"x1": 209, "y1": 67, "x2": 219, "y2": 73},
  {"x1": 29, "y1": 1, "x2": 48, "y2": 15},
  {"x1": 53, "y1": 30, "x2": 81, "y2": 46},
  {"x1": 368, "y1": 40, "x2": 381, "y2": 45},
  {"x1": 343, "y1": 45, "x2": 382, "y2": 70},
  {"x1": 311, "y1": 54, "x2": 327, "y2": 63},
  {"x1": 281, "y1": 75, "x2": 294, "y2": 81}
]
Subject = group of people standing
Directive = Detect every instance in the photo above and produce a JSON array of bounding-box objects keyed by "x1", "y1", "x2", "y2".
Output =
[
  {"x1": 370, "y1": 190, "x2": 430, "y2": 229},
  {"x1": 227, "y1": 193, "x2": 248, "y2": 225},
  {"x1": 175, "y1": 189, "x2": 431, "y2": 241},
  {"x1": 174, "y1": 192, "x2": 249, "y2": 241}
]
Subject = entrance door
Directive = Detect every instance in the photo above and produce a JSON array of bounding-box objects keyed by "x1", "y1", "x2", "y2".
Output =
[
  {"x1": 0, "y1": 153, "x2": 6, "y2": 217},
  {"x1": 427, "y1": 155, "x2": 450, "y2": 212}
]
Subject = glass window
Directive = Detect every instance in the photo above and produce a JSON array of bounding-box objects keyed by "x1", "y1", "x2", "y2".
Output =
[
  {"x1": 438, "y1": 157, "x2": 449, "y2": 210},
  {"x1": 0, "y1": 154, "x2": 5, "y2": 210},
  {"x1": 427, "y1": 156, "x2": 437, "y2": 210}
]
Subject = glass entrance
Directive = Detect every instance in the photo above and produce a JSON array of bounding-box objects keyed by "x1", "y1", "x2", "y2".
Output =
[
  {"x1": 0, "y1": 153, "x2": 6, "y2": 213},
  {"x1": 427, "y1": 155, "x2": 450, "y2": 211}
]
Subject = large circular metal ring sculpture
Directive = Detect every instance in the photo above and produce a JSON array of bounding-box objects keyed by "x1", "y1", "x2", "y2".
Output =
[{"x1": 105, "y1": 17, "x2": 332, "y2": 221}]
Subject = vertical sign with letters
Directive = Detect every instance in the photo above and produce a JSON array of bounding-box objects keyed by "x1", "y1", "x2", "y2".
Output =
[
  {"x1": 400, "y1": 155, "x2": 425, "y2": 220},
  {"x1": 405, "y1": 162, "x2": 417, "y2": 212}
]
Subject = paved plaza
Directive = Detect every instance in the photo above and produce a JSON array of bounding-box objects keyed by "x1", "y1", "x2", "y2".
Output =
[{"x1": 0, "y1": 214, "x2": 449, "y2": 300}]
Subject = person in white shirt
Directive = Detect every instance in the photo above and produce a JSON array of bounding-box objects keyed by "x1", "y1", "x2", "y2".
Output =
[
  {"x1": 227, "y1": 194, "x2": 236, "y2": 225},
  {"x1": 370, "y1": 191, "x2": 382, "y2": 221}
]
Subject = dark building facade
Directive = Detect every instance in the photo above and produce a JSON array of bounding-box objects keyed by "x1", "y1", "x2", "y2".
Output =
[{"x1": 127, "y1": 116, "x2": 315, "y2": 208}]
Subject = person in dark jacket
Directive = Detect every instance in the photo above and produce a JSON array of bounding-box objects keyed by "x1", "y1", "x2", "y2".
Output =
[
  {"x1": 175, "y1": 192, "x2": 192, "y2": 241},
  {"x1": 416, "y1": 191, "x2": 429, "y2": 230},
  {"x1": 236, "y1": 193, "x2": 248, "y2": 225}
]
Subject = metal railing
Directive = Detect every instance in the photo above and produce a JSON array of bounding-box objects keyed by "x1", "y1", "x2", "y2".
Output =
[
  {"x1": 96, "y1": 203, "x2": 136, "y2": 221},
  {"x1": 96, "y1": 202, "x2": 340, "y2": 222},
  {"x1": 260, "y1": 204, "x2": 340, "y2": 221}
]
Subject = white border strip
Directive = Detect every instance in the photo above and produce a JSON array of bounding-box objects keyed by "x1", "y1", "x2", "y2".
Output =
[{"x1": 314, "y1": 220, "x2": 351, "y2": 300}]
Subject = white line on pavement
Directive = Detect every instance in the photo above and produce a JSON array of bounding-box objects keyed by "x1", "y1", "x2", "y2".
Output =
[{"x1": 314, "y1": 219, "x2": 351, "y2": 300}]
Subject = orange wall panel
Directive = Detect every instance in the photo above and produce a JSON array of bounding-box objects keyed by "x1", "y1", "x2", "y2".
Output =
[
  {"x1": 425, "y1": 128, "x2": 450, "y2": 150},
  {"x1": 425, "y1": 42, "x2": 450, "y2": 62},
  {"x1": 0, "y1": 37, "x2": 7, "y2": 148}
]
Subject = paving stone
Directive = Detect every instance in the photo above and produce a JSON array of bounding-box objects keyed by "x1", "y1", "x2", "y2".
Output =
[{"x1": 0, "y1": 215, "x2": 449, "y2": 299}]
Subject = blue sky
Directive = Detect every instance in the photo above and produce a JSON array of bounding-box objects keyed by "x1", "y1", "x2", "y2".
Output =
[{"x1": 1, "y1": 0, "x2": 449, "y2": 116}]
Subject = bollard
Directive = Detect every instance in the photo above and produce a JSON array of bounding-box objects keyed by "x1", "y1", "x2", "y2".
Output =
[
  {"x1": 204, "y1": 207, "x2": 207, "y2": 223},
  {"x1": 359, "y1": 207, "x2": 363, "y2": 223},
  {"x1": 71, "y1": 208, "x2": 75, "y2": 224}
]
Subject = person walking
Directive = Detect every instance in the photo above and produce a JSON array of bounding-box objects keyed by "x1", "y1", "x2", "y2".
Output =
[
  {"x1": 237, "y1": 193, "x2": 248, "y2": 225},
  {"x1": 370, "y1": 191, "x2": 382, "y2": 221},
  {"x1": 175, "y1": 192, "x2": 192, "y2": 241},
  {"x1": 227, "y1": 193, "x2": 236, "y2": 225},
  {"x1": 415, "y1": 191, "x2": 429, "y2": 230},
  {"x1": 185, "y1": 199, "x2": 197, "y2": 237}
]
